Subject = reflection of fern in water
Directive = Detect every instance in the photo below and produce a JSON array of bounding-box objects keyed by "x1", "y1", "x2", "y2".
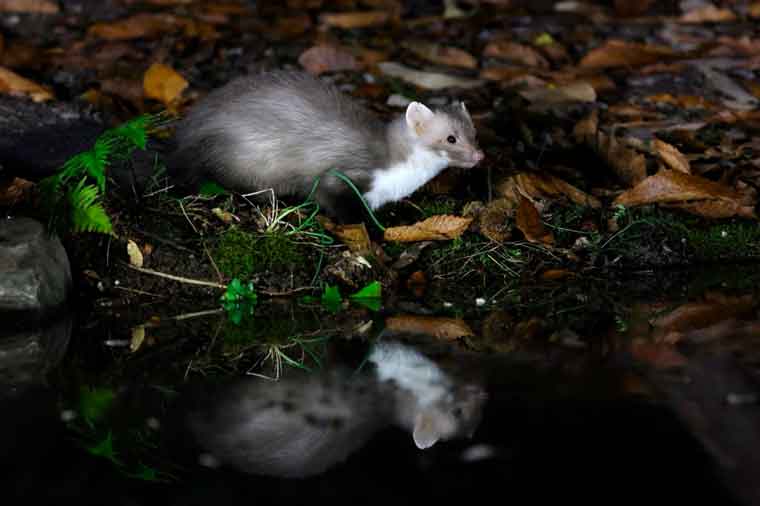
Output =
[{"x1": 40, "y1": 114, "x2": 164, "y2": 236}]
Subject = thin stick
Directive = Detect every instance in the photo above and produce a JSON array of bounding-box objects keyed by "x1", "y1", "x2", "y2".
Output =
[
  {"x1": 203, "y1": 240, "x2": 224, "y2": 283},
  {"x1": 124, "y1": 263, "x2": 226, "y2": 289}
]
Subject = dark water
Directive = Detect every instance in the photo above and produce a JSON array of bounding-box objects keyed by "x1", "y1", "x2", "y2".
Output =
[{"x1": 2, "y1": 271, "x2": 759, "y2": 506}]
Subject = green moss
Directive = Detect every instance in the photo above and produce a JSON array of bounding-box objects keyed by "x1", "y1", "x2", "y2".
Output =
[
  {"x1": 417, "y1": 196, "x2": 459, "y2": 218},
  {"x1": 682, "y1": 220, "x2": 760, "y2": 261},
  {"x1": 214, "y1": 227, "x2": 304, "y2": 280}
]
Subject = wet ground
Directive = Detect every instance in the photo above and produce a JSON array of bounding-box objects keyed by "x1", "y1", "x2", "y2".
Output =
[{"x1": 3, "y1": 265, "x2": 760, "y2": 506}]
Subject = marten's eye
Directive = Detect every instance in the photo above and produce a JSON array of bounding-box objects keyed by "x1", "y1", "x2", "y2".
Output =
[{"x1": 447, "y1": 135, "x2": 457, "y2": 144}]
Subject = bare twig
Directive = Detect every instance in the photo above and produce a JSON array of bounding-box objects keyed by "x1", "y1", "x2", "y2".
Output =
[{"x1": 124, "y1": 262, "x2": 226, "y2": 289}]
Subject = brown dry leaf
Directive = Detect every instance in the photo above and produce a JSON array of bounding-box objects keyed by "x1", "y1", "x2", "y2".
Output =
[
  {"x1": 320, "y1": 11, "x2": 392, "y2": 29},
  {"x1": 0, "y1": 0, "x2": 58, "y2": 13},
  {"x1": 143, "y1": 63, "x2": 188, "y2": 108},
  {"x1": 483, "y1": 40, "x2": 549, "y2": 68},
  {"x1": 298, "y1": 45, "x2": 359, "y2": 75},
  {"x1": 541, "y1": 269, "x2": 574, "y2": 280},
  {"x1": 479, "y1": 198, "x2": 514, "y2": 243},
  {"x1": 383, "y1": 215, "x2": 472, "y2": 242},
  {"x1": 519, "y1": 81, "x2": 597, "y2": 105},
  {"x1": 630, "y1": 341, "x2": 688, "y2": 369},
  {"x1": 614, "y1": 0, "x2": 655, "y2": 17},
  {"x1": 0, "y1": 177, "x2": 33, "y2": 205},
  {"x1": 579, "y1": 39, "x2": 678, "y2": 69},
  {"x1": 385, "y1": 315, "x2": 474, "y2": 340},
  {"x1": 331, "y1": 223, "x2": 372, "y2": 253},
  {"x1": 679, "y1": 5, "x2": 736, "y2": 23},
  {"x1": 651, "y1": 296, "x2": 754, "y2": 334},
  {"x1": 515, "y1": 194, "x2": 554, "y2": 245},
  {"x1": 479, "y1": 67, "x2": 533, "y2": 82},
  {"x1": 665, "y1": 199, "x2": 756, "y2": 219},
  {"x1": 403, "y1": 41, "x2": 477, "y2": 70},
  {"x1": 614, "y1": 170, "x2": 756, "y2": 219},
  {"x1": 751, "y1": 2, "x2": 760, "y2": 18},
  {"x1": 378, "y1": 61, "x2": 484, "y2": 90},
  {"x1": 573, "y1": 110, "x2": 647, "y2": 186},
  {"x1": 271, "y1": 14, "x2": 312, "y2": 38},
  {"x1": 497, "y1": 172, "x2": 602, "y2": 209},
  {"x1": 652, "y1": 139, "x2": 690, "y2": 174},
  {"x1": 0, "y1": 66, "x2": 53, "y2": 101},
  {"x1": 88, "y1": 13, "x2": 192, "y2": 40},
  {"x1": 644, "y1": 93, "x2": 717, "y2": 110}
]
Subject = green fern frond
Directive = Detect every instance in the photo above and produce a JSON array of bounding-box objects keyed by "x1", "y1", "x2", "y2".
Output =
[
  {"x1": 104, "y1": 114, "x2": 153, "y2": 151},
  {"x1": 69, "y1": 177, "x2": 113, "y2": 235}
]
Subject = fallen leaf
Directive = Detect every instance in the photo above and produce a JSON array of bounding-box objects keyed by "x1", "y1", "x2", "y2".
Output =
[
  {"x1": 267, "y1": 12, "x2": 312, "y2": 38},
  {"x1": 496, "y1": 172, "x2": 602, "y2": 209},
  {"x1": 0, "y1": 0, "x2": 57, "y2": 13},
  {"x1": 383, "y1": 215, "x2": 473, "y2": 242},
  {"x1": 679, "y1": 5, "x2": 736, "y2": 23},
  {"x1": 483, "y1": 40, "x2": 549, "y2": 68},
  {"x1": 614, "y1": 169, "x2": 756, "y2": 218},
  {"x1": 298, "y1": 44, "x2": 359, "y2": 75},
  {"x1": 127, "y1": 240, "x2": 144, "y2": 267},
  {"x1": 651, "y1": 296, "x2": 754, "y2": 334},
  {"x1": 579, "y1": 39, "x2": 679, "y2": 69},
  {"x1": 652, "y1": 139, "x2": 690, "y2": 174},
  {"x1": 614, "y1": 0, "x2": 655, "y2": 17},
  {"x1": 403, "y1": 41, "x2": 478, "y2": 69},
  {"x1": 541, "y1": 269, "x2": 574, "y2": 280},
  {"x1": 478, "y1": 198, "x2": 515, "y2": 243},
  {"x1": 88, "y1": 13, "x2": 192, "y2": 40},
  {"x1": 143, "y1": 62, "x2": 188, "y2": 107},
  {"x1": 630, "y1": 341, "x2": 687, "y2": 369},
  {"x1": 130, "y1": 325, "x2": 145, "y2": 352},
  {"x1": 644, "y1": 93, "x2": 716, "y2": 110},
  {"x1": 519, "y1": 81, "x2": 597, "y2": 105},
  {"x1": 573, "y1": 110, "x2": 647, "y2": 186},
  {"x1": 0, "y1": 177, "x2": 33, "y2": 205},
  {"x1": 385, "y1": 315, "x2": 474, "y2": 340},
  {"x1": 320, "y1": 11, "x2": 392, "y2": 29},
  {"x1": 406, "y1": 270, "x2": 426, "y2": 298},
  {"x1": 331, "y1": 223, "x2": 372, "y2": 253},
  {"x1": 515, "y1": 194, "x2": 554, "y2": 245},
  {"x1": 751, "y1": 2, "x2": 760, "y2": 18},
  {"x1": 378, "y1": 61, "x2": 484, "y2": 90},
  {"x1": 0, "y1": 66, "x2": 53, "y2": 101},
  {"x1": 479, "y1": 66, "x2": 533, "y2": 82}
]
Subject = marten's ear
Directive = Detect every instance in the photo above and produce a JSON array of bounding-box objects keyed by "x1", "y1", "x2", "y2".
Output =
[{"x1": 406, "y1": 102, "x2": 435, "y2": 136}]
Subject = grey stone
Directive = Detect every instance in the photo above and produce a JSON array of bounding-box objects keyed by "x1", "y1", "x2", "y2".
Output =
[{"x1": 0, "y1": 217, "x2": 71, "y2": 316}]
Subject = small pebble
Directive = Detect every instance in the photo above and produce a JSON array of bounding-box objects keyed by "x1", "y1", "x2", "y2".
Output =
[{"x1": 475, "y1": 297, "x2": 486, "y2": 306}]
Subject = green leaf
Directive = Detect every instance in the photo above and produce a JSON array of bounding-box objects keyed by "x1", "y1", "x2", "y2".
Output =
[
  {"x1": 199, "y1": 181, "x2": 229, "y2": 197},
  {"x1": 69, "y1": 178, "x2": 113, "y2": 234},
  {"x1": 79, "y1": 386, "x2": 115, "y2": 426},
  {"x1": 321, "y1": 284, "x2": 342, "y2": 313},
  {"x1": 87, "y1": 431, "x2": 122, "y2": 465},
  {"x1": 349, "y1": 281, "x2": 382, "y2": 300}
]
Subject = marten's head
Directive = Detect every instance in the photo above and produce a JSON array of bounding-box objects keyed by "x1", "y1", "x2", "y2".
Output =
[{"x1": 404, "y1": 101, "x2": 484, "y2": 169}]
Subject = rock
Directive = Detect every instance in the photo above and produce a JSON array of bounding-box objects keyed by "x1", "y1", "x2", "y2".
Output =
[
  {"x1": 0, "y1": 312, "x2": 72, "y2": 398},
  {"x1": 0, "y1": 217, "x2": 71, "y2": 323}
]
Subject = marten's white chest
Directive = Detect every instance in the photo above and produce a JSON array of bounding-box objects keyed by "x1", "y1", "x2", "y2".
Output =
[{"x1": 363, "y1": 146, "x2": 449, "y2": 210}]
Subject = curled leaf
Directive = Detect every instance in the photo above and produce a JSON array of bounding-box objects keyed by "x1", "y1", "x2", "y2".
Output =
[
  {"x1": 579, "y1": 39, "x2": 678, "y2": 69},
  {"x1": 516, "y1": 195, "x2": 554, "y2": 245},
  {"x1": 298, "y1": 44, "x2": 359, "y2": 75},
  {"x1": 383, "y1": 215, "x2": 472, "y2": 242},
  {"x1": 652, "y1": 139, "x2": 690, "y2": 174},
  {"x1": 403, "y1": 41, "x2": 478, "y2": 69},
  {"x1": 0, "y1": 66, "x2": 53, "y2": 102},
  {"x1": 143, "y1": 62, "x2": 188, "y2": 107},
  {"x1": 385, "y1": 315, "x2": 474, "y2": 341},
  {"x1": 127, "y1": 239, "x2": 144, "y2": 267},
  {"x1": 378, "y1": 62, "x2": 484, "y2": 90}
]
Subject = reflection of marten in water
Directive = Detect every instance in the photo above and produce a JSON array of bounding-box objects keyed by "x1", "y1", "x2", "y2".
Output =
[{"x1": 184, "y1": 338, "x2": 487, "y2": 478}]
